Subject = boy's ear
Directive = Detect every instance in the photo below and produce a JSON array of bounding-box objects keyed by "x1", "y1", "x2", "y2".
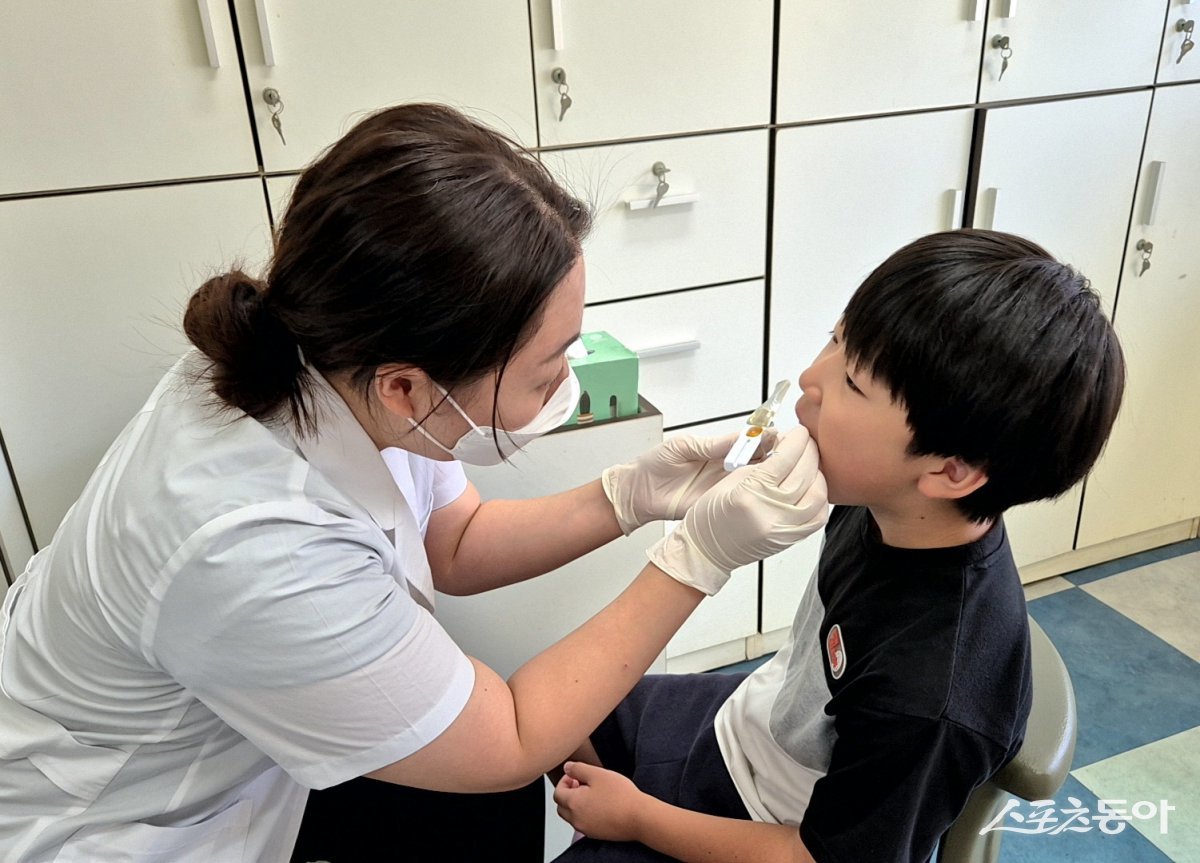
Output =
[{"x1": 917, "y1": 456, "x2": 989, "y2": 501}]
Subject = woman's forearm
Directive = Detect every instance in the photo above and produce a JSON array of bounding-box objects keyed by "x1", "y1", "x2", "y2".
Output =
[
  {"x1": 435, "y1": 479, "x2": 626, "y2": 595},
  {"x1": 505, "y1": 563, "x2": 702, "y2": 769}
]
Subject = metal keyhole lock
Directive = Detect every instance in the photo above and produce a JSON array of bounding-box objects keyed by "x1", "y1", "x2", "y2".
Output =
[
  {"x1": 651, "y1": 161, "x2": 671, "y2": 207},
  {"x1": 1136, "y1": 239, "x2": 1154, "y2": 277},
  {"x1": 551, "y1": 68, "x2": 572, "y2": 121},
  {"x1": 262, "y1": 88, "x2": 286, "y2": 145},
  {"x1": 1178, "y1": 19, "x2": 1195, "y2": 64},
  {"x1": 992, "y1": 35, "x2": 1013, "y2": 81}
]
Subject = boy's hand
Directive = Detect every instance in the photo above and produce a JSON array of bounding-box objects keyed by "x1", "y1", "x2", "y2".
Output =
[{"x1": 553, "y1": 761, "x2": 647, "y2": 843}]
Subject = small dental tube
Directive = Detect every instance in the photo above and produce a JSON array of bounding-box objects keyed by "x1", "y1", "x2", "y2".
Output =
[{"x1": 724, "y1": 379, "x2": 791, "y2": 471}]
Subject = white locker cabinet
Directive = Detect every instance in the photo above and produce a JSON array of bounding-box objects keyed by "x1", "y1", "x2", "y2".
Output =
[
  {"x1": 768, "y1": 109, "x2": 975, "y2": 390},
  {"x1": 0, "y1": 1, "x2": 257, "y2": 195},
  {"x1": 776, "y1": 0, "x2": 985, "y2": 123},
  {"x1": 0, "y1": 179, "x2": 273, "y2": 547},
  {"x1": 530, "y1": 0, "x2": 773, "y2": 147},
  {"x1": 661, "y1": 417, "x2": 760, "y2": 672},
  {"x1": 1158, "y1": 0, "x2": 1200, "y2": 84},
  {"x1": 1078, "y1": 82, "x2": 1200, "y2": 547},
  {"x1": 978, "y1": 0, "x2": 1164, "y2": 103},
  {"x1": 972, "y1": 90, "x2": 1153, "y2": 561},
  {"x1": 582, "y1": 281, "x2": 765, "y2": 429},
  {"x1": 437, "y1": 410, "x2": 665, "y2": 681},
  {"x1": 543, "y1": 130, "x2": 769, "y2": 304},
  {"x1": 233, "y1": 0, "x2": 538, "y2": 172}
]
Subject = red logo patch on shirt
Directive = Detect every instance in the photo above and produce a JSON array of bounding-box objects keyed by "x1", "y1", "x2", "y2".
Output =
[{"x1": 826, "y1": 623, "x2": 847, "y2": 680}]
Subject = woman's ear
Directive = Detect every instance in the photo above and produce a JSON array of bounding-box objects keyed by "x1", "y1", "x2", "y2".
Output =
[
  {"x1": 373, "y1": 364, "x2": 426, "y2": 420},
  {"x1": 917, "y1": 456, "x2": 989, "y2": 501}
]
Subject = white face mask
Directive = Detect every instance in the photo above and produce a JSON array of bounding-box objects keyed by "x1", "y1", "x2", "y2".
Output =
[{"x1": 409, "y1": 369, "x2": 581, "y2": 465}]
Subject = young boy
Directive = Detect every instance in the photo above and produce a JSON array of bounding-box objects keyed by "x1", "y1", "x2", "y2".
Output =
[{"x1": 551, "y1": 229, "x2": 1126, "y2": 863}]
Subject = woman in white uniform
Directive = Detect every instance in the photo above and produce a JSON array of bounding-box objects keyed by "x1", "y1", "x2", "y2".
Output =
[{"x1": 0, "y1": 104, "x2": 827, "y2": 862}]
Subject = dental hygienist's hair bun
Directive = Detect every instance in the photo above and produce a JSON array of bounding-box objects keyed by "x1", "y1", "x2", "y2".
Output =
[{"x1": 183, "y1": 269, "x2": 306, "y2": 427}]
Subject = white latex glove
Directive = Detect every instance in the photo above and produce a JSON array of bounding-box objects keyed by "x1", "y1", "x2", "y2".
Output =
[
  {"x1": 647, "y1": 427, "x2": 828, "y2": 595},
  {"x1": 601, "y1": 429, "x2": 778, "y2": 536}
]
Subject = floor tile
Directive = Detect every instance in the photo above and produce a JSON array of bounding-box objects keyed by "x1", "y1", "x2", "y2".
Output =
[
  {"x1": 1026, "y1": 589, "x2": 1200, "y2": 768},
  {"x1": 994, "y1": 774, "x2": 1176, "y2": 862},
  {"x1": 1023, "y1": 576, "x2": 1074, "y2": 602},
  {"x1": 996, "y1": 775, "x2": 1174, "y2": 862},
  {"x1": 1073, "y1": 727, "x2": 1200, "y2": 863},
  {"x1": 1082, "y1": 554, "x2": 1200, "y2": 662},
  {"x1": 1064, "y1": 540, "x2": 1200, "y2": 587},
  {"x1": 711, "y1": 654, "x2": 771, "y2": 676}
]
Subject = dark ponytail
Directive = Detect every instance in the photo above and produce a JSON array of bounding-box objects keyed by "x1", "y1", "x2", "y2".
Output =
[
  {"x1": 182, "y1": 103, "x2": 591, "y2": 434},
  {"x1": 183, "y1": 270, "x2": 308, "y2": 428}
]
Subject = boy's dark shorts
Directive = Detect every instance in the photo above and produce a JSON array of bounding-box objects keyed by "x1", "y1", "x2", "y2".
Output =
[{"x1": 554, "y1": 672, "x2": 752, "y2": 862}]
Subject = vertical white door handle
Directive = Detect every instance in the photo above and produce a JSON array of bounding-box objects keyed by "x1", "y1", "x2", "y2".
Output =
[
  {"x1": 1141, "y1": 161, "x2": 1166, "y2": 227},
  {"x1": 550, "y1": 0, "x2": 566, "y2": 50},
  {"x1": 947, "y1": 189, "x2": 965, "y2": 230},
  {"x1": 968, "y1": 0, "x2": 985, "y2": 22},
  {"x1": 985, "y1": 187, "x2": 1001, "y2": 230},
  {"x1": 1003, "y1": 0, "x2": 1018, "y2": 18},
  {"x1": 255, "y1": 0, "x2": 276, "y2": 66},
  {"x1": 197, "y1": 0, "x2": 220, "y2": 67}
]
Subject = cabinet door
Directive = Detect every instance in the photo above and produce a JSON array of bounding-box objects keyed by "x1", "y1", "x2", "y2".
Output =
[
  {"x1": 768, "y1": 110, "x2": 974, "y2": 391},
  {"x1": 543, "y1": 131, "x2": 768, "y2": 303},
  {"x1": 1158, "y1": 0, "x2": 1200, "y2": 84},
  {"x1": 0, "y1": 1, "x2": 257, "y2": 195},
  {"x1": 979, "y1": 0, "x2": 1163, "y2": 103},
  {"x1": 1078, "y1": 83, "x2": 1200, "y2": 546},
  {"x1": 776, "y1": 0, "x2": 984, "y2": 123},
  {"x1": 530, "y1": 0, "x2": 773, "y2": 147},
  {"x1": 234, "y1": 0, "x2": 537, "y2": 172},
  {"x1": 0, "y1": 180, "x2": 272, "y2": 547},
  {"x1": 973, "y1": 90, "x2": 1152, "y2": 561},
  {"x1": 582, "y1": 281, "x2": 764, "y2": 429}
]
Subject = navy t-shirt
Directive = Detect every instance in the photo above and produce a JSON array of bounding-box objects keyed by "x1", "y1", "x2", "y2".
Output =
[{"x1": 796, "y1": 506, "x2": 1033, "y2": 862}]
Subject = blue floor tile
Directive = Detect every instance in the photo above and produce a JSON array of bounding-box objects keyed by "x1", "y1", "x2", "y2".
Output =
[
  {"x1": 1063, "y1": 539, "x2": 1200, "y2": 586},
  {"x1": 1027, "y1": 588, "x2": 1200, "y2": 769},
  {"x1": 996, "y1": 775, "x2": 1173, "y2": 862}
]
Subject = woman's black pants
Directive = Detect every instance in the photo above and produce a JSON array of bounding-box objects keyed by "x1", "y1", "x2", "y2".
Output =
[{"x1": 290, "y1": 775, "x2": 546, "y2": 862}]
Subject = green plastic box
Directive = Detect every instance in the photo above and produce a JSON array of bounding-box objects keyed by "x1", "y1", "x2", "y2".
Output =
[{"x1": 564, "y1": 331, "x2": 639, "y2": 427}]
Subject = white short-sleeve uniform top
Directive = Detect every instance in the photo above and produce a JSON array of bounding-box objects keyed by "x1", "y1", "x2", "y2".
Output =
[{"x1": 0, "y1": 356, "x2": 473, "y2": 862}]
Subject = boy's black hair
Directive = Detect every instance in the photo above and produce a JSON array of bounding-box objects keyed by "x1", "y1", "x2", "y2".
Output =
[{"x1": 841, "y1": 229, "x2": 1125, "y2": 523}]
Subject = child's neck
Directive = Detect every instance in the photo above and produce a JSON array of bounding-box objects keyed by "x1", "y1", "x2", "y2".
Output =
[{"x1": 868, "y1": 503, "x2": 993, "y2": 550}]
